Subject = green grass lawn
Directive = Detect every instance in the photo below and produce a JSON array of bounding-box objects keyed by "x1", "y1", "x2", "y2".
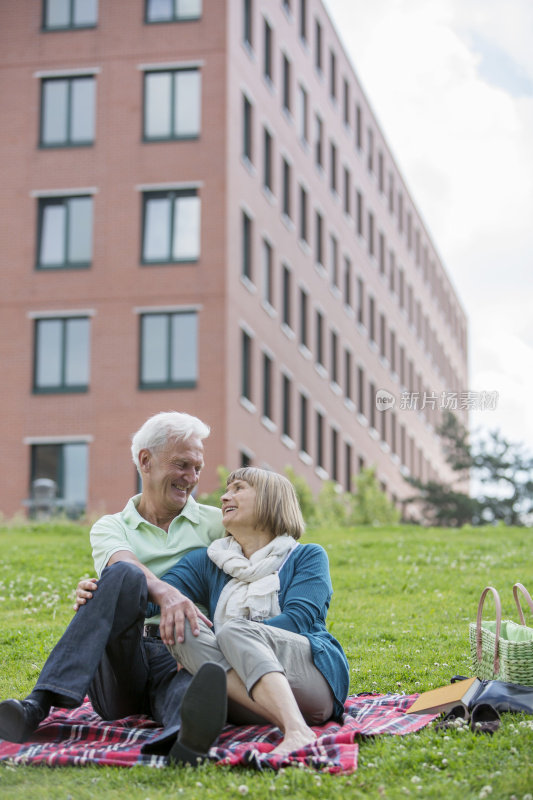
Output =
[{"x1": 1, "y1": 521, "x2": 533, "y2": 799}]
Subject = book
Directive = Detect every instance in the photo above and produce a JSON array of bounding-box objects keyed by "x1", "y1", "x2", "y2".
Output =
[{"x1": 406, "y1": 677, "x2": 481, "y2": 715}]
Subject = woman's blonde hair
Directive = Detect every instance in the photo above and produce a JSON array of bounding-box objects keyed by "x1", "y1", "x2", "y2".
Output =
[{"x1": 225, "y1": 467, "x2": 305, "y2": 539}]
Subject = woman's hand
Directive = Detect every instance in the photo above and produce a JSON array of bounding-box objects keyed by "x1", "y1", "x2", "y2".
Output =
[{"x1": 73, "y1": 578, "x2": 98, "y2": 611}]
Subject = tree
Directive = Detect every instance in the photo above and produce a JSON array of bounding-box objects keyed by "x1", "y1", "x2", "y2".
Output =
[
  {"x1": 407, "y1": 411, "x2": 533, "y2": 526},
  {"x1": 474, "y1": 430, "x2": 533, "y2": 525}
]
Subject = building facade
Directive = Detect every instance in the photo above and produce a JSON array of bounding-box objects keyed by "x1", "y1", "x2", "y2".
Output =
[{"x1": 0, "y1": 0, "x2": 468, "y2": 518}]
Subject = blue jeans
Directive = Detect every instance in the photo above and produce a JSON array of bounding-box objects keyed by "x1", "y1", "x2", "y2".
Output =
[{"x1": 32, "y1": 561, "x2": 192, "y2": 752}]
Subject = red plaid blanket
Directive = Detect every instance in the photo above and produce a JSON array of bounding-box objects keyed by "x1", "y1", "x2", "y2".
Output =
[{"x1": 0, "y1": 694, "x2": 436, "y2": 774}]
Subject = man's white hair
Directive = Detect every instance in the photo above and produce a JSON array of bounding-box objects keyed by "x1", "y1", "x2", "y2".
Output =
[{"x1": 131, "y1": 411, "x2": 210, "y2": 473}]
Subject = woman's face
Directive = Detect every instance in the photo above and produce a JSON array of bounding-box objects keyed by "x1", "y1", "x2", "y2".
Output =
[{"x1": 220, "y1": 479, "x2": 257, "y2": 532}]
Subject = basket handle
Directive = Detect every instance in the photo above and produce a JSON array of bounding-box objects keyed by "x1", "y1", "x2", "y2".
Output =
[
  {"x1": 513, "y1": 582, "x2": 533, "y2": 626},
  {"x1": 476, "y1": 586, "x2": 502, "y2": 675}
]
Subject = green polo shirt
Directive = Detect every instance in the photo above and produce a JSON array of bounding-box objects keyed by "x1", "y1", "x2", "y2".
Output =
[{"x1": 90, "y1": 494, "x2": 225, "y2": 623}]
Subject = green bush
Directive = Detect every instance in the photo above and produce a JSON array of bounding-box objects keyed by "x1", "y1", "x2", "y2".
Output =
[{"x1": 347, "y1": 467, "x2": 401, "y2": 525}]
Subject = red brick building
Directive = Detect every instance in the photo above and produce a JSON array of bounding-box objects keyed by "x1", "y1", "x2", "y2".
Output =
[{"x1": 0, "y1": 0, "x2": 468, "y2": 518}]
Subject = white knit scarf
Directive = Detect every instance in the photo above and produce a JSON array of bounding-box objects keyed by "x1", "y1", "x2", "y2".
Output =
[{"x1": 207, "y1": 534, "x2": 299, "y2": 632}]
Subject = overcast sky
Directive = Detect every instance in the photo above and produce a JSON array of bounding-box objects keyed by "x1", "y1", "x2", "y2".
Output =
[{"x1": 323, "y1": 0, "x2": 533, "y2": 457}]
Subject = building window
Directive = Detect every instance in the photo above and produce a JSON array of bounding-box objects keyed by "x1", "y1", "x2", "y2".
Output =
[
  {"x1": 263, "y1": 18, "x2": 273, "y2": 81},
  {"x1": 315, "y1": 210, "x2": 323, "y2": 266},
  {"x1": 356, "y1": 190, "x2": 363, "y2": 236},
  {"x1": 282, "y1": 374, "x2": 292, "y2": 438},
  {"x1": 329, "y1": 49, "x2": 336, "y2": 100},
  {"x1": 343, "y1": 167, "x2": 351, "y2": 216},
  {"x1": 400, "y1": 423, "x2": 406, "y2": 466},
  {"x1": 241, "y1": 329, "x2": 252, "y2": 401},
  {"x1": 343, "y1": 348, "x2": 352, "y2": 401},
  {"x1": 140, "y1": 311, "x2": 197, "y2": 389},
  {"x1": 357, "y1": 277, "x2": 364, "y2": 325},
  {"x1": 399, "y1": 344, "x2": 406, "y2": 386},
  {"x1": 142, "y1": 189, "x2": 200, "y2": 263},
  {"x1": 299, "y1": 185, "x2": 308, "y2": 243},
  {"x1": 243, "y1": 0, "x2": 252, "y2": 47},
  {"x1": 314, "y1": 114, "x2": 323, "y2": 168},
  {"x1": 330, "y1": 329, "x2": 338, "y2": 384},
  {"x1": 145, "y1": 0, "x2": 202, "y2": 22},
  {"x1": 369, "y1": 381, "x2": 376, "y2": 429},
  {"x1": 407, "y1": 212, "x2": 413, "y2": 250},
  {"x1": 314, "y1": 18, "x2": 322, "y2": 72},
  {"x1": 315, "y1": 309, "x2": 324, "y2": 367},
  {"x1": 30, "y1": 442, "x2": 88, "y2": 516},
  {"x1": 262, "y1": 352, "x2": 273, "y2": 421},
  {"x1": 378, "y1": 151, "x2": 385, "y2": 193},
  {"x1": 316, "y1": 410, "x2": 324, "y2": 468},
  {"x1": 282, "y1": 158, "x2": 291, "y2": 218},
  {"x1": 331, "y1": 427, "x2": 338, "y2": 482},
  {"x1": 43, "y1": 0, "x2": 97, "y2": 30},
  {"x1": 242, "y1": 210, "x2": 253, "y2": 281},
  {"x1": 37, "y1": 195, "x2": 93, "y2": 270},
  {"x1": 380, "y1": 402, "x2": 387, "y2": 443},
  {"x1": 263, "y1": 127, "x2": 273, "y2": 192},
  {"x1": 282, "y1": 264, "x2": 292, "y2": 328},
  {"x1": 144, "y1": 68, "x2": 200, "y2": 140},
  {"x1": 299, "y1": 393, "x2": 309, "y2": 453},
  {"x1": 379, "y1": 312, "x2": 386, "y2": 358},
  {"x1": 343, "y1": 78, "x2": 350, "y2": 126},
  {"x1": 262, "y1": 238, "x2": 273, "y2": 307},
  {"x1": 299, "y1": 287, "x2": 309, "y2": 348},
  {"x1": 367, "y1": 127, "x2": 374, "y2": 173},
  {"x1": 299, "y1": 0, "x2": 307, "y2": 41},
  {"x1": 298, "y1": 84, "x2": 308, "y2": 143},
  {"x1": 329, "y1": 234, "x2": 338, "y2": 288},
  {"x1": 389, "y1": 249, "x2": 396, "y2": 294},
  {"x1": 408, "y1": 359, "x2": 415, "y2": 392},
  {"x1": 282, "y1": 54, "x2": 291, "y2": 112},
  {"x1": 343, "y1": 256, "x2": 352, "y2": 308},
  {"x1": 368, "y1": 296, "x2": 376, "y2": 343},
  {"x1": 329, "y1": 141, "x2": 337, "y2": 193},
  {"x1": 344, "y1": 441, "x2": 352, "y2": 492},
  {"x1": 355, "y1": 103, "x2": 362, "y2": 150},
  {"x1": 357, "y1": 366, "x2": 365, "y2": 416},
  {"x1": 390, "y1": 329, "x2": 396, "y2": 373},
  {"x1": 242, "y1": 94, "x2": 253, "y2": 162},
  {"x1": 391, "y1": 412, "x2": 397, "y2": 455},
  {"x1": 399, "y1": 268, "x2": 405, "y2": 309},
  {"x1": 367, "y1": 210, "x2": 375, "y2": 257},
  {"x1": 34, "y1": 316, "x2": 90, "y2": 393},
  {"x1": 40, "y1": 75, "x2": 95, "y2": 147},
  {"x1": 378, "y1": 231, "x2": 386, "y2": 275}
]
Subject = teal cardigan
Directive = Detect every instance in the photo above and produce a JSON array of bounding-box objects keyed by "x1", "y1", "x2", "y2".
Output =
[{"x1": 149, "y1": 542, "x2": 349, "y2": 720}]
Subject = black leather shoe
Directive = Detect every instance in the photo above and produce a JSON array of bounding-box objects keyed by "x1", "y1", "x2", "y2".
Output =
[
  {"x1": 0, "y1": 699, "x2": 46, "y2": 743},
  {"x1": 169, "y1": 662, "x2": 227, "y2": 766}
]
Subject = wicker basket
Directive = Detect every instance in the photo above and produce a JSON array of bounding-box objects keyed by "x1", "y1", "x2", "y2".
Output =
[{"x1": 469, "y1": 583, "x2": 533, "y2": 685}]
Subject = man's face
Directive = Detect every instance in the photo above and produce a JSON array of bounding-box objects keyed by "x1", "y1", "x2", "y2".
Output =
[{"x1": 140, "y1": 437, "x2": 205, "y2": 516}]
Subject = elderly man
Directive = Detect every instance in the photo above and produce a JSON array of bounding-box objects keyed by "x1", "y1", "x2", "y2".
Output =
[{"x1": 0, "y1": 412, "x2": 227, "y2": 765}]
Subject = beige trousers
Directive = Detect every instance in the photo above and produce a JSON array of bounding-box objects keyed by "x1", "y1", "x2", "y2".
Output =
[{"x1": 168, "y1": 617, "x2": 334, "y2": 725}]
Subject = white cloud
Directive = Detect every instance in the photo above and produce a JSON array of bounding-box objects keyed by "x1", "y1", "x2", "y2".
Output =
[{"x1": 324, "y1": 0, "x2": 533, "y2": 455}]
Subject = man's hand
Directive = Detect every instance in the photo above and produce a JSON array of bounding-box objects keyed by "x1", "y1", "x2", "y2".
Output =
[
  {"x1": 156, "y1": 583, "x2": 212, "y2": 646},
  {"x1": 73, "y1": 578, "x2": 98, "y2": 611}
]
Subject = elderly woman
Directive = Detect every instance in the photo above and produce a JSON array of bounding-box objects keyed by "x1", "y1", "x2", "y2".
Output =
[{"x1": 147, "y1": 467, "x2": 349, "y2": 757}]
